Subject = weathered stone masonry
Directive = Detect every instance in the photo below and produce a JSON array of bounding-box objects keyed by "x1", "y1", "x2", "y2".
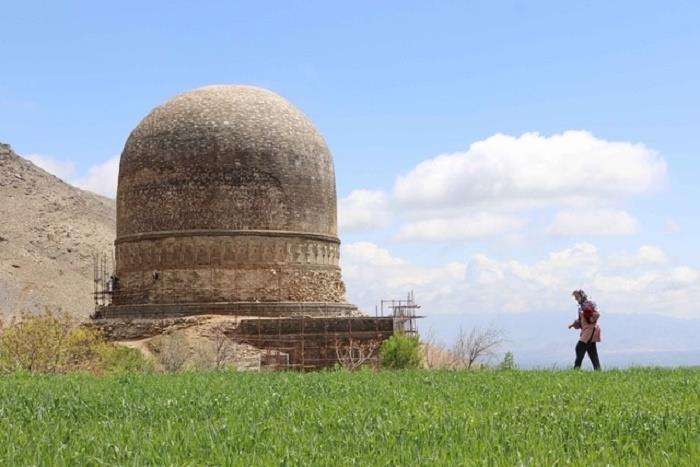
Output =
[
  {"x1": 114, "y1": 232, "x2": 344, "y2": 304},
  {"x1": 105, "y1": 85, "x2": 356, "y2": 318}
]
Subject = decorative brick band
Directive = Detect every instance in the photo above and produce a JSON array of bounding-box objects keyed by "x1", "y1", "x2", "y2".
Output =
[
  {"x1": 112, "y1": 234, "x2": 347, "y2": 306},
  {"x1": 113, "y1": 266, "x2": 347, "y2": 305},
  {"x1": 116, "y1": 234, "x2": 341, "y2": 273}
]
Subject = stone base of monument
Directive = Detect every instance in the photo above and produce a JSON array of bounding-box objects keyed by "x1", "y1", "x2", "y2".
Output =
[{"x1": 89, "y1": 314, "x2": 395, "y2": 371}]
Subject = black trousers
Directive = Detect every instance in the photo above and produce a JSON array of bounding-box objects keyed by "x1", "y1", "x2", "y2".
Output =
[{"x1": 574, "y1": 341, "x2": 601, "y2": 370}]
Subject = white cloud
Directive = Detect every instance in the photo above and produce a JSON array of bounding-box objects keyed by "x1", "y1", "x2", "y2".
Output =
[
  {"x1": 343, "y1": 131, "x2": 664, "y2": 240},
  {"x1": 536, "y1": 242, "x2": 601, "y2": 277},
  {"x1": 668, "y1": 266, "x2": 700, "y2": 286},
  {"x1": 393, "y1": 131, "x2": 666, "y2": 209},
  {"x1": 608, "y1": 246, "x2": 669, "y2": 269},
  {"x1": 73, "y1": 156, "x2": 119, "y2": 198},
  {"x1": 23, "y1": 153, "x2": 119, "y2": 199},
  {"x1": 547, "y1": 208, "x2": 640, "y2": 237},
  {"x1": 341, "y1": 242, "x2": 467, "y2": 312},
  {"x1": 342, "y1": 241, "x2": 700, "y2": 319},
  {"x1": 395, "y1": 212, "x2": 523, "y2": 241},
  {"x1": 338, "y1": 190, "x2": 389, "y2": 232},
  {"x1": 342, "y1": 242, "x2": 404, "y2": 267},
  {"x1": 25, "y1": 154, "x2": 76, "y2": 181}
]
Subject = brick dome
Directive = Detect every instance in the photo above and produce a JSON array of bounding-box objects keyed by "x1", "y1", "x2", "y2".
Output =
[{"x1": 117, "y1": 85, "x2": 337, "y2": 238}]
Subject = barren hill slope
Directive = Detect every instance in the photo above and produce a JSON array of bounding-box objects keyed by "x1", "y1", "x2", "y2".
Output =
[{"x1": 0, "y1": 143, "x2": 116, "y2": 317}]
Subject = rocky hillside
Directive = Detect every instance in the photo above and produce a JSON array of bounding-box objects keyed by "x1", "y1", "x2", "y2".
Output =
[{"x1": 0, "y1": 143, "x2": 116, "y2": 318}]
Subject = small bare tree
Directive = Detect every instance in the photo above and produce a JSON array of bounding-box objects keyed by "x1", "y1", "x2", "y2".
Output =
[
  {"x1": 452, "y1": 324, "x2": 506, "y2": 370},
  {"x1": 421, "y1": 327, "x2": 443, "y2": 369},
  {"x1": 151, "y1": 333, "x2": 189, "y2": 372},
  {"x1": 335, "y1": 338, "x2": 379, "y2": 370},
  {"x1": 211, "y1": 328, "x2": 235, "y2": 370},
  {"x1": 191, "y1": 328, "x2": 237, "y2": 370}
]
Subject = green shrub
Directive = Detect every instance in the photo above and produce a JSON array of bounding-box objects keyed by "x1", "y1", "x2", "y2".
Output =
[
  {"x1": 380, "y1": 333, "x2": 422, "y2": 369},
  {"x1": 0, "y1": 310, "x2": 153, "y2": 375},
  {"x1": 99, "y1": 345, "x2": 154, "y2": 374},
  {"x1": 499, "y1": 351, "x2": 517, "y2": 370},
  {"x1": 0, "y1": 310, "x2": 78, "y2": 373}
]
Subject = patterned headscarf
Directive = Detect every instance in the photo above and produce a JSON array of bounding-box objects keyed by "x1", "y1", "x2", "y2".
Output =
[{"x1": 572, "y1": 289, "x2": 588, "y2": 302}]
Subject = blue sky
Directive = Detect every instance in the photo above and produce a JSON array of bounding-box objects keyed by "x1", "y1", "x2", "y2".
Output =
[{"x1": 2, "y1": 1, "x2": 699, "y2": 365}]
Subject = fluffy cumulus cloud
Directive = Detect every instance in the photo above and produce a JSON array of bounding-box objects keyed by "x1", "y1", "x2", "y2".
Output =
[
  {"x1": 395, "y1": 212, "x2": 524, "y2": 241},
  {"x1": 608, "y1": 246, "x2": 669, "y2": 269},
  {"x1": 24, "y1": 153, "x2": 119, "y2": 198},
  {"x1": 341, "y1": 242, "x2": 700, "y2": 319},
  {"x1": 26, "y1": 154, "x2": 77, "y2": 181},
  {"x1": 73, "y1": 156, "x2": 120, "y2": 198},
  {"x1": 342, "y1": 242, "x2": 405, "y2": 267},
  {"x1": 547, "y1": 208, "x2": 640, "y2": 237},
  {"x1": 393, "y1": 131, "x2": 666, "y2": 209},
  {"x1": 341, "y1": 242, "x2": 467, "y2": 310},
  {"x1": 338, "y1": 190, "x2": 390, "y2": 232},
  {"x1": 341, "y1": 131, "x2": 666, "y2": 241}
]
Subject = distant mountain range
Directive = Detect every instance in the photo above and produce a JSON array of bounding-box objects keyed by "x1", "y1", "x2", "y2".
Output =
[{"x1": 0, "y1": 143, "x2": 115, "y2": 318}]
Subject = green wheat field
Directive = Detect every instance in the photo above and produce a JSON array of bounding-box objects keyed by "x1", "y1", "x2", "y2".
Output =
[{"x1": 1, "y1": 368, "x2": 699, "y2": 466}]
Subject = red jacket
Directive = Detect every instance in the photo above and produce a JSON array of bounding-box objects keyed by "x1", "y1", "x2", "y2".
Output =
[{"x1": 574, "y1": 300, "x2": 601, "y2": 343}]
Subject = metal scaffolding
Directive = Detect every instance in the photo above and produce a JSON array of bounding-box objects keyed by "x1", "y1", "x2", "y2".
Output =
[
  {"x1": 92, "y1": 252, "x2": 115, "y2": 309},
  {"x1": 377, "y1": 291, "x2": 422, "y2": 335}
]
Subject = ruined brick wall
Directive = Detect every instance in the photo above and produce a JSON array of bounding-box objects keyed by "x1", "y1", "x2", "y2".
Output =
[
  {"x1": 232, "y1": 317, "x2": 395, "y2": 369},
  {"x1": 111, "y1": 86, "x2": 350, "y2": 309}
]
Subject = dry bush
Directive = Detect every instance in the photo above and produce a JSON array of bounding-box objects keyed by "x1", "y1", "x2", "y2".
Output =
[
  {"x1": 452, "y1": 325, "x2": 506, "y2": 370},
  {"x1": 420, "y1": 328, "x2": 459, "y2": 369},
  {"x1": 191, "y1": 329, "x2": 236, "y2": 371},
  {"x1": 421, "y1": 344, "x2": 459, "y2": 369},
  {"x1": 150, "y1": 333, "x2": 189, "y2": 372},
  {"x1": 191, "y1": 344, "x2": 216, "y2": 371},
  {"x1": 210, "y1": 328, "x2": 236, "y2": 369},
  {"x1": 335, "y1": 338, "x2": 380, "y2": 370},
  {"x1": 421, "y1": 328, "x2": 439, "y2": 369}
]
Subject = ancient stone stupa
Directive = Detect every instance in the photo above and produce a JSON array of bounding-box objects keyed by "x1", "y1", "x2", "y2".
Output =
[{"x1": 102, "y1": 85, "x2": 357, "y2": 319}]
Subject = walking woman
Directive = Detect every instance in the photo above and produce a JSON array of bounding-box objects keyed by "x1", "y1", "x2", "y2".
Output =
[{"x1": 568, "y1": 290, "x2": 602, "y2": 370}]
